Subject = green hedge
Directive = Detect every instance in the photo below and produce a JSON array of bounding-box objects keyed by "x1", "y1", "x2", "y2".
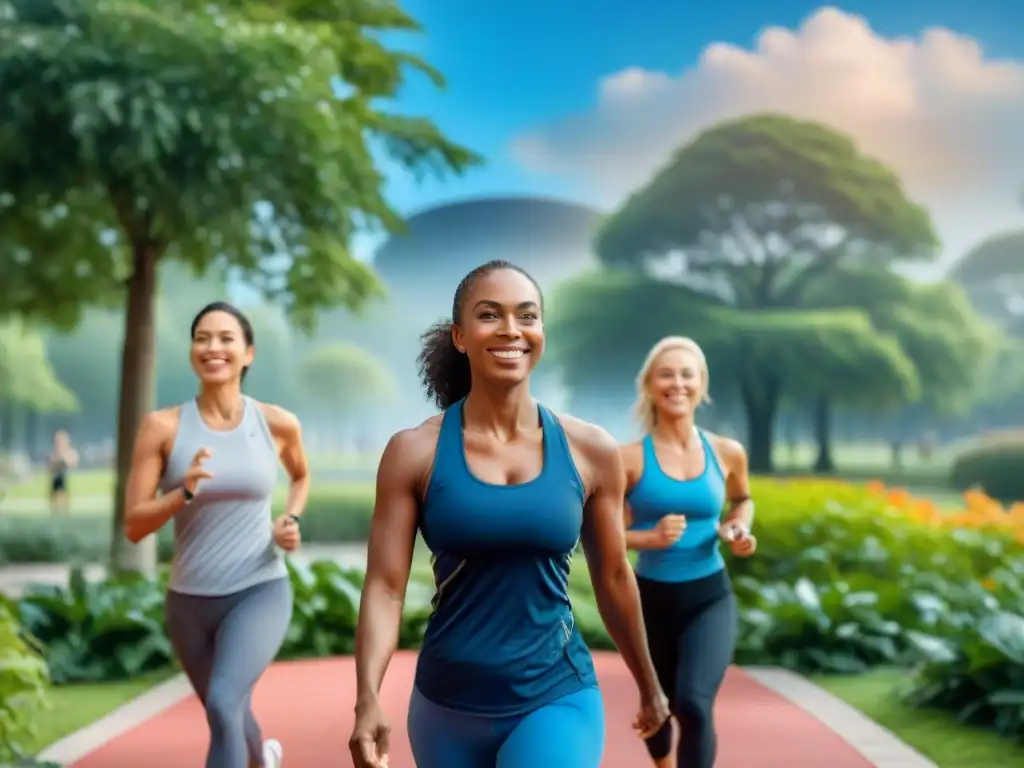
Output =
[
  {"x1": 0, "y1": 595, "x2": 50, "y2": 764},
  {"x1": 5, "y1": 478, "x2": 1024, "y2": 746},
  {"x1": 0, "y1": 485, "x2": 376, "y2": 564},
  {"x1": 950, "y1": 434, "x2": 1024, "y2": 503}
]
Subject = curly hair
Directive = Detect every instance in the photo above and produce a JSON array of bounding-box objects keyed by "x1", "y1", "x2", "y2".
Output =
[{"x1": 417, "y1": 260, "x2": 543, "y2": 410}]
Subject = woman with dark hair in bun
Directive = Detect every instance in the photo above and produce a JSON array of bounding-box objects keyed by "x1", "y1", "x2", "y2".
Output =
[
  {"x1": 349, "y1": 261, "x2": 669, "y2": 768},
  {"x1": 123, "y1": 302, "x2": 310, "y2": 768}
]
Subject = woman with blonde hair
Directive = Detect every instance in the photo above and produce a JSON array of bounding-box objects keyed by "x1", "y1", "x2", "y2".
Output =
[{"x1": 619, "y1": 336, "x2": 756, "y2": 768}]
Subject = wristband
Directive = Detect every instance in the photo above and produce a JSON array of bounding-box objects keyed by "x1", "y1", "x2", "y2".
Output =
[
  {"x1": 285, "y1": 514, "x2": 301, "y2": 527},
  {"x1": 182, "y1": 486, "x2": 195, "y2": 503}
]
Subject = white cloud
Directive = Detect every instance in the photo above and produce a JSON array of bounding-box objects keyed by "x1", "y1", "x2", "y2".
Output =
[{"x1": 512, "y1": 7, "x2": 1024, "y2": 265}]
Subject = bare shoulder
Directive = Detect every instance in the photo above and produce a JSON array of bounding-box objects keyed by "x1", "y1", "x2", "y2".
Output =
[
  {"x1": 380, "y1": 414, "x2": 443, "y2": 472},
  {"x1": 144, "y1": 407, "x2": 180, "y2": 437},
  {"x1": 137, "y1": 407, "x2": 179, "y2": 453},
  {"x1": 705, "y1": 431, "x2": 747, "y2": 471},
  {"x1": 556, "y1": 412, "x2": 618, "y2": 462},
  {"x1": 618, "y1": 439, "x2": 644, "y2": 469},
  {"x1": 256, "y1": 401, "x2": 301, "y2": 437}
]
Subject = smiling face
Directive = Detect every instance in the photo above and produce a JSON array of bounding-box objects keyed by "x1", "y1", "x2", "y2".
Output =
[
  {"x1": 647, "y1": 346, "x2": 705, "y2": 422},
  {"x1": 190, "y1": 310, "x2": 254, "y2": 386},
  {"x1": 452, "y1": 268, "x2": 544, "y2": 389}
]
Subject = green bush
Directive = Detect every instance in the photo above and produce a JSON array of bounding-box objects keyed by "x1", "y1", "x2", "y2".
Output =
[
  {"x1": 906, "y1": 610, "x2": 1024, "y2": 743},
  {"x1": 0, "y1": 595, "x2": 50, "y2": 763},
  {"x1": 0, "y1": 484, "x2": 375, "y2": 564},
  {"x1": 16, "y1": 557, "x2": 429, "y2": 684},
  {"x1": 950, "y1": 435, "x2": 1024, "y2": 502}
]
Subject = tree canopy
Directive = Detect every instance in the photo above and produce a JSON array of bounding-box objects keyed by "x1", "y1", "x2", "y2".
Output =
[
  {"x1": 299, "y1": 343, "x2": 396, "y2": 417},
  {"x1": 555, "y1": 114, "x2": 940, "y2": 470},
  {"x1": 0, "y1": 320, "x2": 77, "y2": 414},
  {"x1": 0, "y1": 0, "x2": 479, "y2": 573}
]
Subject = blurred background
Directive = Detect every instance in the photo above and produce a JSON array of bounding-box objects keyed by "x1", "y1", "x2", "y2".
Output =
[{"x1": 0, "y1": 1, "x2": 1022, "y2": 766}]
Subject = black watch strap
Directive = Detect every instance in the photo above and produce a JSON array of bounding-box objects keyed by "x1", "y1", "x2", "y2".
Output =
[
  {"x1": 182, "y1": 486, "x2": 194, "y2": 502},
  {"x1": 286, "y1": 514, "x2": 300, "y2": 527}
]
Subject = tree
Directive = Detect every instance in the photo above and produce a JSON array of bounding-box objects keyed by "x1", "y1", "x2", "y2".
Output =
[
  {"x1": 586, "y1": 114, "x2": 938, "y2": 471},
  {"x1": 947, "y1": 230, "x2": 1024, "y2": 335},
  {"x1": 0, "y1": 0, "x2": 479, "y2": 573},
  {"x1": 0, "y1": 320, "x2": 78, "y2": 461},
  {"x1": 803, "y1": 266, "x2": 994, "y2": 469},
  {"x1": 298, "y1": 343, "x2": 396, "y2": 449}
]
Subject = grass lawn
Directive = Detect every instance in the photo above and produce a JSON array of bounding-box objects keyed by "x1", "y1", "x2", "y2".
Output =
[
  {"x1": 27, "y1": 671, "x2": 174, "y2": 755},
  {"x1": 814, "y1": 670, "x2": 1023, "y2": 768}
]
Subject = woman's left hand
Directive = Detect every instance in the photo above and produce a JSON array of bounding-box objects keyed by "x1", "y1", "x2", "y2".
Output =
[
  {"x1": 274, "y1": 515, "x2": 301, "y2": 552},
  {"x1": 719, "y1": 522, "x2": 756, "y2": 557}
]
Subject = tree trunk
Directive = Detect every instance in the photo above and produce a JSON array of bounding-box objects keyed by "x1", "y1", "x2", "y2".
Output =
[
  {"x1": 110, "y1": 241, "x2": 160, "y2": 576},
  {"x1": 740, "y1": 378, "x2": 779, "y2": 474},
  {"x1": 812, "y1": 394, "x2": 835, "y2": 473}
]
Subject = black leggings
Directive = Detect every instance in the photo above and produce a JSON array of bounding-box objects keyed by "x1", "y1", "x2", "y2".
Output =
[{"x1": 637, "y1": 570, "x2": 737, "y2": 768}]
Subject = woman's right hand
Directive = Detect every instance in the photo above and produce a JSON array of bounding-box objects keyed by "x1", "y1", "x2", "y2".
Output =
[
  {"x1": 182, "y1": 447, "x2": 213, "y2": 495},
  {"x1": 652, "y1": 514, "x2": 686, "y2": 547},
  {"x1": 349, "y1": 700, "x2": 391, "y2": 768}
]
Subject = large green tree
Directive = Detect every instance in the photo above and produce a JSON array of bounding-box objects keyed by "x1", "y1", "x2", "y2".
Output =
[
  {"x1": 0, "y1": 0, "x2": 478, "y2": 573},
  {"x1": 802, "y1": 267, "x2": 993, "y2": 470},
  {"x1": 579, "y1": 114, "x2": 937, "y2": 471}
]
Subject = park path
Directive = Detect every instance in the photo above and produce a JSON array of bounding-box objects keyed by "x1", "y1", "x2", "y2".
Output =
[
  {"x1": 60, "y1": 653, "x2": 892, "y2": 768},
  {"x1": 0, "y1": 544, "x2": 368, "y2": 598}
]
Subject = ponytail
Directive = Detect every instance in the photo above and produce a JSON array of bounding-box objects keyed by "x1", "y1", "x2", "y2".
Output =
[{"x1": 417, "y1": 321, "x2": 472, "y2": 410}]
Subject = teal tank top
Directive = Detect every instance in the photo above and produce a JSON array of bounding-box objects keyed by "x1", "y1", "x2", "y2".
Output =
[
  {"x1": 414, "y1": 399, "x2": 597, "y2": 716},
  {"x1": 627, "y1": 431, "x2": 727, "y2": 583}
]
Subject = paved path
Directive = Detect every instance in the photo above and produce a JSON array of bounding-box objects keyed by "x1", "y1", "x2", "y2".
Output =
[
  {"x1": 41, "y1": 653, "x2": 937, "y2": 768},
  {"x1": 0, "y1": 544, "x2": 369, "y2": 598}
]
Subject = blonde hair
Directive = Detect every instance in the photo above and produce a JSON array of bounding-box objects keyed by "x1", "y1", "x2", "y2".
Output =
[{"x1": 632, "y1": 336, "x2": 711, "y2": 434}]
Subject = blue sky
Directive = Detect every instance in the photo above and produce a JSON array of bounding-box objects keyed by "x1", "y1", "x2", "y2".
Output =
[{"x1": 366, "y1": 0, "x2": 1021, "y2": 241}]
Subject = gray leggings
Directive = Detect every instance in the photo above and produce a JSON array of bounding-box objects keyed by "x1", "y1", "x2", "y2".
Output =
[{"x1": 166, "y1": 578, "x2": 293, "y2": 768}]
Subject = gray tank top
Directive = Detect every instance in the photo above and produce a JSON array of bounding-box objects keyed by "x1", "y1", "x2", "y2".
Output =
[{"x1": 159, "y1": 396, "x2": 286, "y2": 596}]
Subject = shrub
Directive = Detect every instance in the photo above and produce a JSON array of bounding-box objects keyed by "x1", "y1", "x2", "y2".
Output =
[
  {"x1": 0, "y1": 484, "x2": 375, "y2": 564},
  {"x1": 0, "y1": 595, "x2": 50, "y2": 763},
  {"x1": 906, "y1": 610, "x2": 1024, "y2": 743},
  {"x1": 950, "y1": 436, "x2": 1024, "y2": 503}
]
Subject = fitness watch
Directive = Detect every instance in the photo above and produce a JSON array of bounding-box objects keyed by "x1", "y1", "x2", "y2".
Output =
[
  {"x1": 182, "y1": 486, "x2": 195, "y2": 503},
  {"x1": 285, "y1": 514, "x2": 301, "y2": 527}
]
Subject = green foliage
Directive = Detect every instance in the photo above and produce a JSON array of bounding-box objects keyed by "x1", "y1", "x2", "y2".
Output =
[
  {"x1": 906, "y1": 611, "x2": 1024, "y2": 743},
  {"x1": 950, "y1": 436, "x2": 1024, "y2": 502},
  {"x1": 948, "y1": 229, "x2": 1024, "y2": 334},
  {"x1": 15, "y1": 558, "x2": 431, "y2": 684},
  {"x1": 596, "y1": 114, "x2": 938, "y2": 285},
  {"x1": 0, "y1": 484, "x2": 376, "y2": 564},
  {"x1": 0, "y1": 320, "x2": 77, "y2": 413},
  {"x1": 16, "y1": 570, "x2": 173, "y2": 684},
  {"x1": 0, "y1": 0, "x2": 481, "y2": 328},
  {"x1": 0, "y1": 596, "x2": 50, "y2": 763},
  {"x1": 298, "y1": 343, "x2": 396, "y2": 415}
]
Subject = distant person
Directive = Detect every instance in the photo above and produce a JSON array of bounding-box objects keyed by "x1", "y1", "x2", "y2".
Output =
[
  {"x1": 349, "y1": 260, "x2": 669, "y2": 768},
  {"x1": 621, "y1": 336, "x2": 756, "y2": 768},
  {"x1": 123, "y1": 301, "x2": 310, "y2": 768},
  {"x1": 48, "y1": 429, "x2": 79, "y2": 515}
]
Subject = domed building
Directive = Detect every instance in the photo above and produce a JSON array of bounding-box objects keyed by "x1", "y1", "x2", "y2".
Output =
[
  {"x1": 948, "y1": 229, "x2": 1024, "y2": 333},
  {"x1": 372, "y1": 195, "x2": 604, "y2": 316}
]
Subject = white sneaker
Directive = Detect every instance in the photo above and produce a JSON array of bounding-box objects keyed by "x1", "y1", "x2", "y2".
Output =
[{"x1": 262, "y1": 739, "x2": 283, "y2": 768}]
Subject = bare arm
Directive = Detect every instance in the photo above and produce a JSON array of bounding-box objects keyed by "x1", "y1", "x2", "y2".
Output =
[
  {"x1": 353, "y1": 429, "x2": 426, "y2": 714},
  {"x1": 124, "y1": 412, "x2": 182, "y2": 543},
  {"x1": 718, "y1": 438, "x2": 754, "y2": 528},
  {"x1": 580, "y1": 428, "x2": 660, "y2": 699},
  {"x1": 264, "y1": 405, "x2": 310, "y2": 520}
]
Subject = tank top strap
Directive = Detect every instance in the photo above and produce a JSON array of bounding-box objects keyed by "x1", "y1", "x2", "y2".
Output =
[
  {"x1": 243, "y1": 396, "x2": 277, "y2": 453},
  {"x1": 697, "y1": 429, "x2": 726, "y2": 481},
  {"x1": 537, "y1": 405, "x2": 585, "y2": 496},
  {"x1": 433, "y1": 397, "x2": 467, "y2": 474},
  {"x1": 178, "y1": 397, "x2": 201, "y2": 431}
]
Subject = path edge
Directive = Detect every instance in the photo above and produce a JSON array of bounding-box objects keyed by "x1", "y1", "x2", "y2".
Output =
[
  {"x1": 744, "y1": 666, "x2": 939, "y2": 768},
  {"x1": 38, "y1": 673, "x2": 192, "y2": 765}
]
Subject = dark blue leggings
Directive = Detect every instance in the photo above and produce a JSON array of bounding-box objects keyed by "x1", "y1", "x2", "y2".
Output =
[{"x1": 408, "y1": 685, "x2": 605, "y2": 767}]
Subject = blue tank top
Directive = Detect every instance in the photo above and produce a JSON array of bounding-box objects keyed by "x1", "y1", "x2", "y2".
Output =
[
  {"x1": 414, "y1": 399, "x2": 597, "y2": 716},
  {"x1": 627, "y1": 431, "x2": 727, "y2": 583}
]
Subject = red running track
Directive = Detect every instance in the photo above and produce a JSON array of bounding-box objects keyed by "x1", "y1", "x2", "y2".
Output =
[{"x1": 70, "y1": 652, "x2": 873, "y2": 767}]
